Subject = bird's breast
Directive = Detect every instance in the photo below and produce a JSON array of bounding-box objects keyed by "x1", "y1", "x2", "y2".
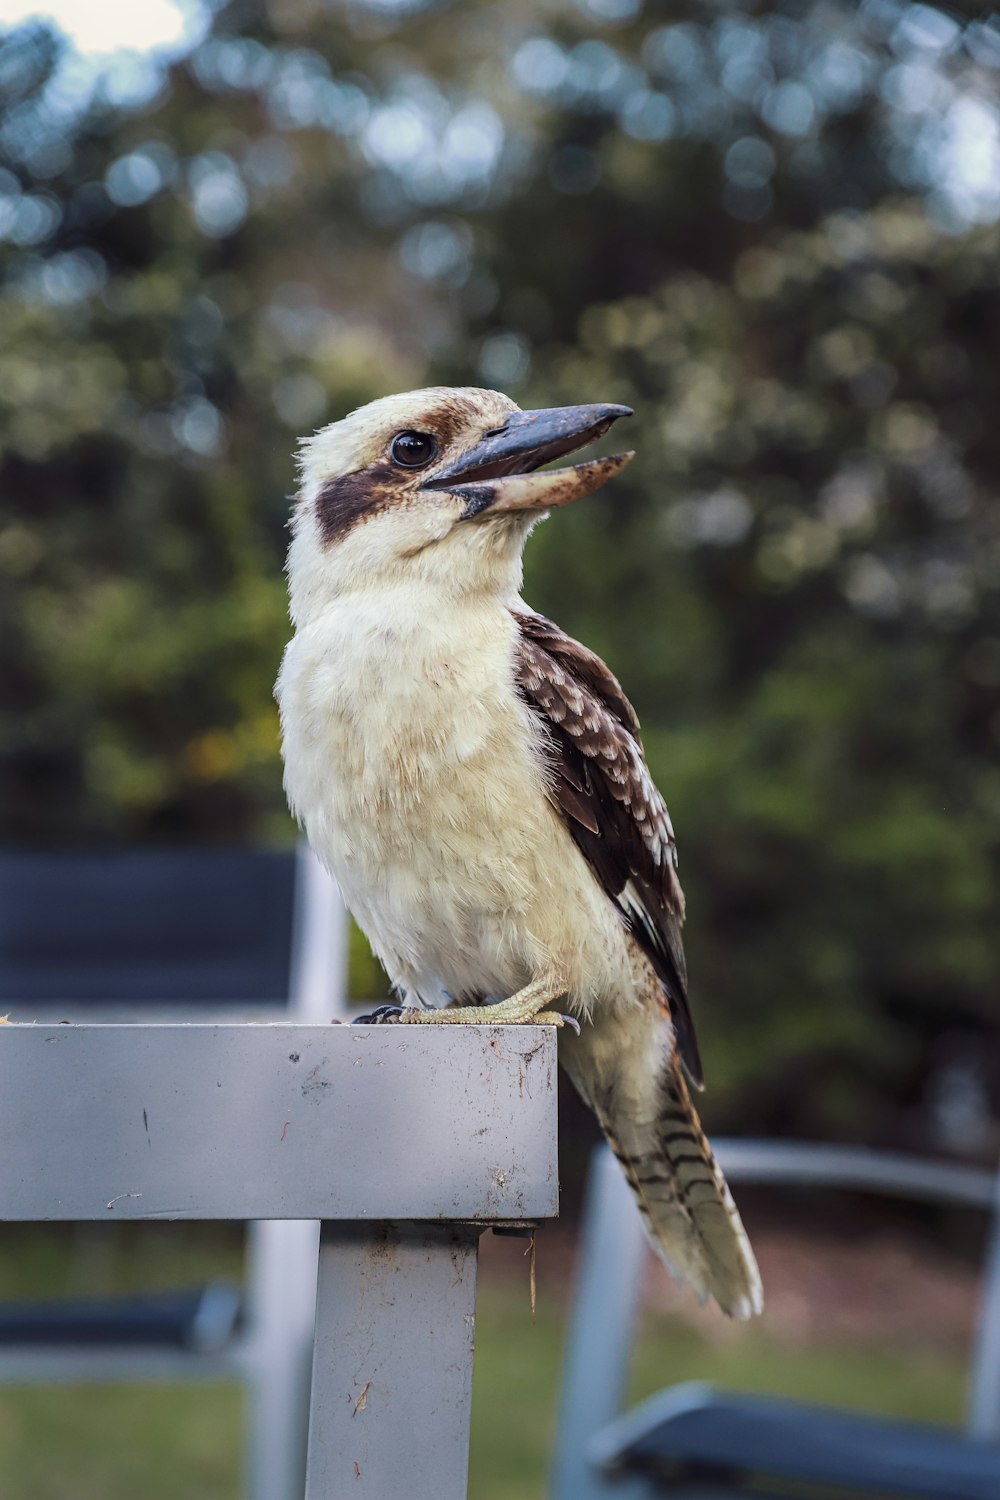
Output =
[
  {"x1": 276, "y1": 591, "x2": 567, "y2": 996},
  {"x1": 280, "y1": 595, "x2": 531, "y2": 816}
]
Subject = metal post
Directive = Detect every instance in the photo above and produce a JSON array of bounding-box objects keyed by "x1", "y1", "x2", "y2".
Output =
[
  {"x1": 245, "y1": 1218, "x2": 320, "y2": 1500},
  {"x1": 970, "y1": 1170, "x2": 1000, "y2": 1440},
  {"x1": 290, "y1": 842, "x2": 350, "y2": 1022},
  {"x1": 245, "y1": 848, "x2": 349, "y2": 1500},
  {"x1": 550, "y1": 1147, "x2": 648, "y2": 1500},
  {"x1": 306, "y1": 1222, "x2": 481, "y2": 1500}
]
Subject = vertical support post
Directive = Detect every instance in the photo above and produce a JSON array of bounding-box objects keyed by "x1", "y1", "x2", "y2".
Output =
[
  {"x1": 550, "y1": 1147, "x2": 648, "y2": 1500},
  {"x1": 306, "y1": 1221, "x2": 481, "y2": 1500},
  {"x1": 290, "y1": 841, "x2": 350, "y2": 1022},
  {"x1": 245, "y1": 844, "x2": 347, "y2": 1499},
  {"x1": 245, "y1": 1219, "x2": 320, "y2": 1500},
  {"x1": 970, "y1": 1171, "x2": 1000, "y2": 1439}
]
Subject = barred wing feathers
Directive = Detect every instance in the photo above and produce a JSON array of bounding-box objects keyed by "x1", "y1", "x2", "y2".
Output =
[{"x1": 513, "y1": 608, "x2": 703, "y2": 1088}]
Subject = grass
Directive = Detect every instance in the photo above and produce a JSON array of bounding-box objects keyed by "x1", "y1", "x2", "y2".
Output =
[
  {"x1": 0, "y1": 1385, "x2": 243, "y2": 1500},
  {"x1": 469, "y1": 1280, "x2": 967, "y2": 1500},
  {"x1": 0, "y1": 1226, "x2": 970, "y2": 1500}
]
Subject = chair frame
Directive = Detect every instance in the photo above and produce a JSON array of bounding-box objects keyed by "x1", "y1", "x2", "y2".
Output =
[
  {"x1": 0, "y1": 843, "x2": 349, "y2": 1500},
  {"x1": 551, "y1": 1140, "x2": 1000, "y2": 1500}
]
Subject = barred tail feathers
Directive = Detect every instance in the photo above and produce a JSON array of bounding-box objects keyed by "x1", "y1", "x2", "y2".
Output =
[{"x1": 598, "y1": 1064, "x2": 763, "y2": 1320}]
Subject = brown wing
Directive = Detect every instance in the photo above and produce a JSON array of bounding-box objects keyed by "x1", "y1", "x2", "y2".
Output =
[{"x1": 514, "y1": 608, "x2": 703, "y2": 1088}]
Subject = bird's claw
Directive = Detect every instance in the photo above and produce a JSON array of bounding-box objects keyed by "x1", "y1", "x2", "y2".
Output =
[
  {"x1": 352, "y1": 1004, "x2": 411, "y2": 1025},
  {"x1": 537, "y1": 1010, "x2": 580, "y2": 1034}
]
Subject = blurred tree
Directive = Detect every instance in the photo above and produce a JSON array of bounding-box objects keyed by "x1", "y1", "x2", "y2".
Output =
[
  {"x1": 524, "y1": 209, "x2": 1000, "y2": 1146},
  {"x1": 0, "y1": 0, "x2": 998, "y2": 1145}
]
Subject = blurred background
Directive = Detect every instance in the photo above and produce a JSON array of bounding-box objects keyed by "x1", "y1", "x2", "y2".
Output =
[{"x1": 1, "y1": 0, "x2": 999, "y2": 1495}]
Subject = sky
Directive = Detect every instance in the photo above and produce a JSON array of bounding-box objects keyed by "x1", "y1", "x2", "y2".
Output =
[{"x1": 0, "y1": 0, "x2": 206, "y2": 60}]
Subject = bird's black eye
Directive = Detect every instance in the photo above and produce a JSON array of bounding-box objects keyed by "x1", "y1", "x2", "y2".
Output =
[{"x1": 390, "y1": 431, "x2": 436, "y2": 468}]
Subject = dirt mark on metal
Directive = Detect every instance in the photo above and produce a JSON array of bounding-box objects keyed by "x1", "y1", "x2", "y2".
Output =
[
  {"x1": 301, "y1": 1060, "x2": 331, "y2": 1098},
  {"x1": 517, "y1": 1038, "x2": 547, "y2": 1098}
]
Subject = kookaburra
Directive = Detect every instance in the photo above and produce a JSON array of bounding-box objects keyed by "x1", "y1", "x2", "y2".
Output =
[{"x1": 276, "y1": 386, "x2": 762, "y2": 1318}]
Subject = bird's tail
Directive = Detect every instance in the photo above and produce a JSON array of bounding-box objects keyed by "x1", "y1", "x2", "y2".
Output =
[
  {"x1": 596, "y1": 1062, "x2": 763, "y2": 1319},
  {"x1": 564, "y1": 1015, "x2": 762, "y2": 1319}
]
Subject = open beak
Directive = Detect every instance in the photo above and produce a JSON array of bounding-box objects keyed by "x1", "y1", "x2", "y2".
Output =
[{"x1": 422, "y1": 402, "x2": 634, "y2": 517}]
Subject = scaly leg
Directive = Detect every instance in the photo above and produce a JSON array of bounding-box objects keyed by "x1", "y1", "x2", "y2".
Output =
[{"x1": 356, "y1": 975, "x2": 578, "y2": 1031}]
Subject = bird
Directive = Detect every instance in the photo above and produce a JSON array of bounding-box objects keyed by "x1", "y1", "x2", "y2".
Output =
[{"x1": 275, "y1": 385, "x2": 763, "y2": 1318}]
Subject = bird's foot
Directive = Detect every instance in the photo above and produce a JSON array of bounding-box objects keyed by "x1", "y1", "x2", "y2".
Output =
[{"x1": 393, "y1": 978, "x2": 580, "y2": 1033}]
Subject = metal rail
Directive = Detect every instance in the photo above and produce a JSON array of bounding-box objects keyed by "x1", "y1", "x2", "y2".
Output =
[
  {"x1": 715, "y1": 1138, "x2": 996, "y2": 1209},
  {"x1": 0, "y1": 1021, "x2": 560, "y2": 1500}
]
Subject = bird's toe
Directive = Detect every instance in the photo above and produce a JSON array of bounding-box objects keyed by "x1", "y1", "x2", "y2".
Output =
[
  {"x1": 352, "y1": 1004, "x2": 408, "y2": 1025},
  {"x1": 535, "y1": 1010, "x2": 582, "y2": 1034}
]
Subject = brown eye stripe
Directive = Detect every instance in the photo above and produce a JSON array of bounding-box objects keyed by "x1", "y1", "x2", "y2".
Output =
[
  {"x1": 312, "y1": 392, "x2": 517, "y2": 546},
  {"x1": 315, "y1": 464, "x2": 401, "y2": 546}
]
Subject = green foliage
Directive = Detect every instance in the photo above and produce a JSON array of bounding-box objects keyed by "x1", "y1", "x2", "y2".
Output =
[
  {"x1": 1, "y1": 1, "x2": 998, "y2": 1140},
  {"x1": 515, "y1": 204, "x2": 1000, "y2": 1138}
]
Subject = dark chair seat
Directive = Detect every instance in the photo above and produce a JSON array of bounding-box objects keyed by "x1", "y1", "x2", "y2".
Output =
[
  {"x1": 0, "y1": 848, "x2": 296, "y2": 1005},
  {"x1": 595, "y1": 1382, "x2": 1000, "y2": 1500},
  {"x1": 0, "y1": 1283, "x2": 243, "y2": 1354}
]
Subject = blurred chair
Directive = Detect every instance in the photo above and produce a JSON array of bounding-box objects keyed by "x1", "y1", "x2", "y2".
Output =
[
  {"x1": 552, "y1": 1140, "x2": 1000, "y2": 1500},
  {"x1": 0, "y1": 843, "x2": 349, "y2": 1500}
]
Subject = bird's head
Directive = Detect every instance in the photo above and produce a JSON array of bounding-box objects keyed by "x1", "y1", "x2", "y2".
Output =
[{"x1": 287, "y1": 386, "x2": 633, "y2": 617}]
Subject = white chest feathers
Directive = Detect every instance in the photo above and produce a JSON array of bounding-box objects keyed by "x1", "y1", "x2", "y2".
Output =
[{"x1": 278, "y1": 587, "x2": 578, "y2": 999}]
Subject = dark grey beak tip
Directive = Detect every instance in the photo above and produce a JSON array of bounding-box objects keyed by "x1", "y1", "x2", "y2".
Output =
[{"x1": 602, "y1": 404, "x2": 634, "y2": 421}]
